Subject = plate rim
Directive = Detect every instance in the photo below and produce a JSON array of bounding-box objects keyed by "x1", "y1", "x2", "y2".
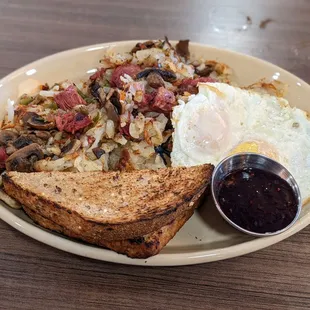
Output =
[
  {"x1": 0, "y1": 40, "x2": 309, "y2": 266},
  {"x1": 1, "y1": 204, "x2": 309, "y2": 266}
]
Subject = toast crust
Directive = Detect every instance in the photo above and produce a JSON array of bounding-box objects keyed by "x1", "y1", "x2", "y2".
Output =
[
  {"x1": 3, "y1": 165, "x2": 213, "y2": 240},
  {"x1": 23, "y1": 206, "x2": 194, "y2": 259}
]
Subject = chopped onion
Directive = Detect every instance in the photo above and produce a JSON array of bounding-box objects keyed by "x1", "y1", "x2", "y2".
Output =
[
  {"x1": 106, "y1": 120, "x2": 115, "y2": 138},
  {"x1": 74, "y1": 154, "x2": 103, "y2": 172},
  {"x1": 34, "y1": 158, "x2": 73, "y2": 171},
  {"x1": 120, "y1": 74, "x2": 134, "y2": 84},
  {"x1": 39, "y1": 90, "x2": 60, "y2": 97},
  {"x1": 114, "y1": 133, "x2": 127, "y2": 145},
  {"x1": 90, "y1": 127, "x2": 105, "y2": 150},
  {"x1": 135, "y1": 48, "x2": 164, "y2": 64},
  {"x1": 7, "y1": 98, "x2": 15, "y2": 122}
]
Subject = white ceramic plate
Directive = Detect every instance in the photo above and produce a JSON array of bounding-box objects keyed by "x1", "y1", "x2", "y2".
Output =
[{"x1": 0, "y1": 41, "x2": 309, "y2": 266}]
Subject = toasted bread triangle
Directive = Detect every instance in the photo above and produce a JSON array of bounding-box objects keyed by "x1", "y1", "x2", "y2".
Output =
[
  {"x1": 3, "y1": 164, "x2": 213, "y2": 240},
  {"x1": 23, "y1": 206, "x2": 195, "y2": 259}
]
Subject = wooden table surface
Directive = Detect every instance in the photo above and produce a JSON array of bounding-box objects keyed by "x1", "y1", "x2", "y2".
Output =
[{"x1": 1, "y1": 1, "x2": 310, "y2": 309}]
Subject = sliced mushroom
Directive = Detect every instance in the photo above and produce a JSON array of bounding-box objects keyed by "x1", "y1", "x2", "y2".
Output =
[
  {"x1": 154, "y1": 135, "x2": 172, "y2": 165},
  {"x1": 6, "y1": 145, "x2": 17, "y2": 156},
  {"x1": 98, "y1": 88, "x2": 107, "y2": 105},
  {"x1": 146, "y1": 72, "x2": 165, "y2": 89},
  {"x1": 90, "y1": 81, "x2": 109, "y2": 110},
  {"x1": 0, "y1": 130, "x2": 18, "y2": 146},
  {"x1": 110, "y1": 91, "x2": 123, "y2": 114},
  {"x1": 92, "y1": 147, "x2": 105, "y2": 159},
  {"x1": 90, "y1": 81, "x2": 102, "y2": 103},
  {"x1": 34, "y1": 130, "x2": 52, "y2": 141},
  {"x1": 136, "y1": 68, "x2": 176, "y2": 82},
  {"x1": 12, "y1": 134, "x2": 44, "y2": 149},
  {"x1": 132, "y1": 108, "x2": 139, "y2": 118},
  {"x1": 12, "y1": 135, "x2": 35, "y2": 149},
  {"x1": 6, "y1": 143, "x2": 44, "y2": 172},
  {"x1": 27, "y1": 113, "x2": 55, "y2": 130},
  {"x1": 195, "y1": 64, "x2": 214, "y2": 77},
  {"x1": 176, "y1": 39, "x2": 190, "y2": 60},
  {"x1": 157, "y1": 69, "x2": 177, "y2": 82},
  {"x1": 60, "y1": 139, "x2": 81, "y2": 156},
  {"x1": 21, "y1": 112, "x2": 36, "y2": 125},
  {"x1": 105, "y1": 100, "x2": 119, "y2": 124}
]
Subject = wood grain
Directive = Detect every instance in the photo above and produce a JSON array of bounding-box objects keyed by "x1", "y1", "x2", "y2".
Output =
[{"x1": 0, "y1": 0, "x2": 310, "y2": 309}]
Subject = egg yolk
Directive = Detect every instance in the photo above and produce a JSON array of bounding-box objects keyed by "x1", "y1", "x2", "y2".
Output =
[{"x1": 229, "y1": 141, "x2": 279, "y2": 161}]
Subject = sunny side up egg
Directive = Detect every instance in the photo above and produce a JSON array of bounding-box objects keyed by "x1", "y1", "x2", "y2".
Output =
[{"x1": 171, "y1": 82, "x2": 310, "y2": 204}]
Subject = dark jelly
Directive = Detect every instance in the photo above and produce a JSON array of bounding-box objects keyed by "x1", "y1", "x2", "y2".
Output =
[{"x1": 218, "y1": 168, "x2": 298, "y2": 233}]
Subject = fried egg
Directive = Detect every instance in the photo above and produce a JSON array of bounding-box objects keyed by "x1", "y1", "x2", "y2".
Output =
[{"x1": 171, "y1": 82, "x2": 310, "y2": 203}]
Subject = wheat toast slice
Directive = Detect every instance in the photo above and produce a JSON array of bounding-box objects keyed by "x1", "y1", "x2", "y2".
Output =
[
  {"x1": 3, "y1": 164, "x2": 213, "y2": 240},
  {"x1": 23, "y1": 206, "x2": 194, "y2": 259}
]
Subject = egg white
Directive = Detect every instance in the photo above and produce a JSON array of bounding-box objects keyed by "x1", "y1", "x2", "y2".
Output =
[{"x1": 171, "y1": 82, "x2": 310, "y2": 203}]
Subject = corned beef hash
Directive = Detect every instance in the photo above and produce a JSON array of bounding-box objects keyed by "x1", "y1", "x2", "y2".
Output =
[{"x1": 0, "y1": 38, "x2": 232, "y2": 173}]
